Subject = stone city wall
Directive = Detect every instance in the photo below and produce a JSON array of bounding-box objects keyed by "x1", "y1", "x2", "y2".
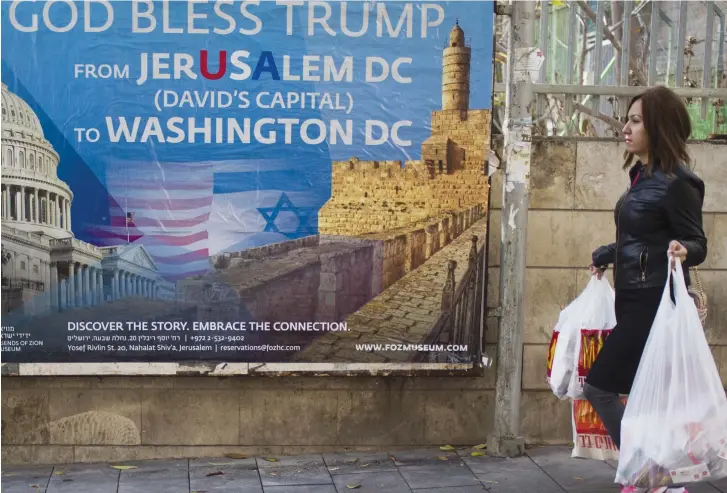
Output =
[{"x1": 319, "y1": 158, "x2": 489, "y2": 237}]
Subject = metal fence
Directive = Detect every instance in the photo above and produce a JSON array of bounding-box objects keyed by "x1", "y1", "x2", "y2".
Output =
[
  {"x1": 493, "y1": 0, "x2": 727, "y2": 138},
  {"x1": 418, "y1": 235, "x2": 485, "y2": 364}
]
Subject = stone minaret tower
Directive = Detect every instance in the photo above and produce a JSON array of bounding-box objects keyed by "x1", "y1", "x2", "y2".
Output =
[{"x1": 442, "y1": 20, "x2": 471, "y2": 111}]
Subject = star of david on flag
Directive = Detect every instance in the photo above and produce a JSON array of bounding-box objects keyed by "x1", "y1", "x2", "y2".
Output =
[{"x1": 257, "y1": 193, "x2": 317, "y2": 237}]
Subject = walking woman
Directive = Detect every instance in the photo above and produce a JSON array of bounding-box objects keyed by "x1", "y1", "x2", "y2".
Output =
[{"x1": 585, "y1": 86, "x2": 708, "y2": 493}]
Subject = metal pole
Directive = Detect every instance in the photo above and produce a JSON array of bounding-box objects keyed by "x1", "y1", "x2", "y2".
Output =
[{"x1": 488, "y1": 0, "x2": 534, "y2": 459}]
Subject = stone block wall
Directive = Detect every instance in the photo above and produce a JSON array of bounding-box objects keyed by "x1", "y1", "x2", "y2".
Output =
[
  {"x1": 316, "y1": 246, "x2": 374, "y2": 322},
  {"x1": 319, "y1": 144, "x2": 490, "y2": 238},
  {"x1": 240, "y1": 265, "x2": 322, "y2": 324},
  {"x1": 487, "y1": 138, "x2": 727, "y2": 444}
]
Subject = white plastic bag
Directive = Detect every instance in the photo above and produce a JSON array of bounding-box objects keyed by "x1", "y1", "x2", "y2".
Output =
[
  {"x1": 546, "y1": 276, "x2": 616, "y2": 400},
  {"x1": 615, "y1": 256, "x2": 727, "y2": 489}
]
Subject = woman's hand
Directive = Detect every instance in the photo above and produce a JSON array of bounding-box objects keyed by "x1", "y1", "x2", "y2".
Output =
[
  {"x1": 589, "y1": 263, "x2": 605, "y2": 280},
  {"x1": 668, "y1": 240, "x2": 688, "y2": 269}
]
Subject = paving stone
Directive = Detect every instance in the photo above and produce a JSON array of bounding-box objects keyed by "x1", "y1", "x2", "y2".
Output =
[
  {"x1": 398, "y1": 462, "x2": 482, "y2": 490},
  {"x1": 332, "y1": 471, "x2": 411, "y2": 492},
  {"x1": 47, "y1": 463, "x2": 119, "y2": 493},
  {"x1": 712, "y1": 478, "x2": 727, "y2": 492},
  {"x1": 322, "y1": 451, "x2": 396, "y2": 474},
  {"x1": 117, "y1": 460, "x2": 189, "y2": 493},
  {"x1": 681, "y1": 483, "x2": 722, "y2": 493},
  {"x1": 1, "y1": 465, "x2": 53, "y2": 493},
  {"x1": 263, "y1": 485, "x2": 336, "y2": 493},
  {"x1": 189, "y1": 464, "x2": 263, "y2": 492},
  {"x1": 465, "y1": 455, "x2": 564, "y2": 493},
  {"x1": 527, "y1": 446, "x2": 617, "y2": 492},
  {"x1": 190, "y1": 456, "x2": 257, "y2": 468},
  {"x1": 257, "y1": 455, "x2": 332, "y2": 487},
  {"x1": 390, "y1": 447, "x2": 460, "y2": 466},
  {"x1": 412, "y1": 486, "x2": 486, "y2": 492}
]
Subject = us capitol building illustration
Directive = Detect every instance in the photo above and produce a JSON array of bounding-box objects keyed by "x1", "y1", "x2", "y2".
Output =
[{"x1": 1, "y1": 83, "x2": 175, "y2": 316}]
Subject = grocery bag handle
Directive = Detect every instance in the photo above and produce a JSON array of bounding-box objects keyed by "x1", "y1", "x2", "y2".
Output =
[{"x1": 670, "y1": 254, "x2": 691, "y2": 309}]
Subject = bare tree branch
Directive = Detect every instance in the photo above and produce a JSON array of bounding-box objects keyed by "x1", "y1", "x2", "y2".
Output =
[
  {"x1": 579, "y1": 18, "x2": 589, "y2": 85},
  {"x1": 577, "y1": 0, "x2": 648, "y2": 85},
  {"x1": 574, "y1": 102, "x2": 623, "y2": 133}
]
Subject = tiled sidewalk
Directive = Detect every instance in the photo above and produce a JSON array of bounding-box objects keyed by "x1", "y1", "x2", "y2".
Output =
[{"x1": 3, "y1": 446, "x2": 727, "y2": 493}]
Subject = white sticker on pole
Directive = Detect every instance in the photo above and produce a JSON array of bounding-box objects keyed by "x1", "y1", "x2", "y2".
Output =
[
  {"x1": 487, "y1": 150, "x2": 500, "y2": 177},
  {"x1": 513, "y1": 47, "x2": 545, "y2": 83}
]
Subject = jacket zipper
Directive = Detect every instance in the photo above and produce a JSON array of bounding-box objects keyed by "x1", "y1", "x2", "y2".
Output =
[{"x1": 640, "y1": 247, "x2": 648, "y2": 282}]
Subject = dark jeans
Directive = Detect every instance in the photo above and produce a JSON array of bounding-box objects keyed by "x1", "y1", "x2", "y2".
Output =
[{"x1": 582, "y1": 383, "x2": 625, "y2": 449}]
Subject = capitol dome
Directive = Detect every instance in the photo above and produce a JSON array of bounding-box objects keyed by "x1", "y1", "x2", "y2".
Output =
[
  {"x1": 1, "y1": 83, "x2": 45, "y2": 139},
  {"x1": 1, "y1": 83, "x2": 73, "y2": 239}
]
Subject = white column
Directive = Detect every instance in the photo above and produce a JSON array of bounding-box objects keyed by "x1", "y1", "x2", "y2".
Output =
[
  {"x1": 32, "y1": 188, "x2": 40, "y2": 223},
  {"x1": 143, "y1": 279, "x2": 148, "y2": 298},
  {"x1": 21, "y1": 186, "x2": 27, "y2": 221},
  {"x1": 63, "y1": 198, "x2": 69, "y2": 230},
  {"x1": 96, "y1": 269, "x2": 103, "y2": 304},
  {"x1": 44, "y1": 195, "x2": 50, "y2": 224},
  {"x1": 74, "y1": 263, "x2": 82, "y2": 307},
  {"x1": 112, "y1": 271, "x2": 119, "y2": 300},
  {"x1": 89, "y1": 266, "x2": 96, "y2": 306},
  {"x1": 125, "y1": 272, "x2": 132, "y2": 297},
  {"x1": 50, "y1": 262, "x2": 59, "y2": 311},
  {"x1": 68, "y1": 263, "x2": 76, "y2": 308},
  {"x1": 42, "y1": 261, "x2": 50, "y2": 311},
  {"x1": 134, "y1": 275, "x2": 140, "y2": 296},
  {"x1": 67, "y1": 200, "x2": 72, "y2": 231},
  {"x1": 55, "y1": 198, "x2": 61, "y2": 228},
  {"x1": 59, "y1": 279, "x2": 67, "y2": 311},
  {"x1": 1, "y1": 186, "x2": 6, "y2": 219}
]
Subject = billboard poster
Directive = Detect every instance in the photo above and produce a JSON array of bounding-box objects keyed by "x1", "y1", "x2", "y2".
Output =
[{"x1": 0, "y1": 0, "x2": 494, "y2": 364}]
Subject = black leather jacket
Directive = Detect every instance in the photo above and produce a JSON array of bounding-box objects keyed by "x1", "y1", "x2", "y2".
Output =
[{"x1": 592, "y1": 161, "x2": 707, "y2": 291}]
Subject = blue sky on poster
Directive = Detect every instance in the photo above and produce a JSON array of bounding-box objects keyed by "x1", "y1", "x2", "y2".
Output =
[{"x1": 1, "y1": 1, "x2": 494, "y2": 256}]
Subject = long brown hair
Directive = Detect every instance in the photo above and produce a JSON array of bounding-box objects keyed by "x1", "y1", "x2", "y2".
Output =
[{"x1": 622, "y1": 86, "x2": 692, "y2": 175}]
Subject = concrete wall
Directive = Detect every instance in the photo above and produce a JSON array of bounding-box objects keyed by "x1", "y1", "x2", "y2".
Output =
[
  {"x1": 487, "y1": 138, "x2": 727, "y2": 444},
  {"x1": 3, "y1": 139, "x2": 725, "y2": 465}
]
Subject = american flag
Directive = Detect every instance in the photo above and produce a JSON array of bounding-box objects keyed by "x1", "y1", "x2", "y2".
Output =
[
  {"x1": 91, "y1": 159, "x2": 321, "y2": 282},
  {"x1": 94, "y1": 160, "x2": 215, "y2": 281}
]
